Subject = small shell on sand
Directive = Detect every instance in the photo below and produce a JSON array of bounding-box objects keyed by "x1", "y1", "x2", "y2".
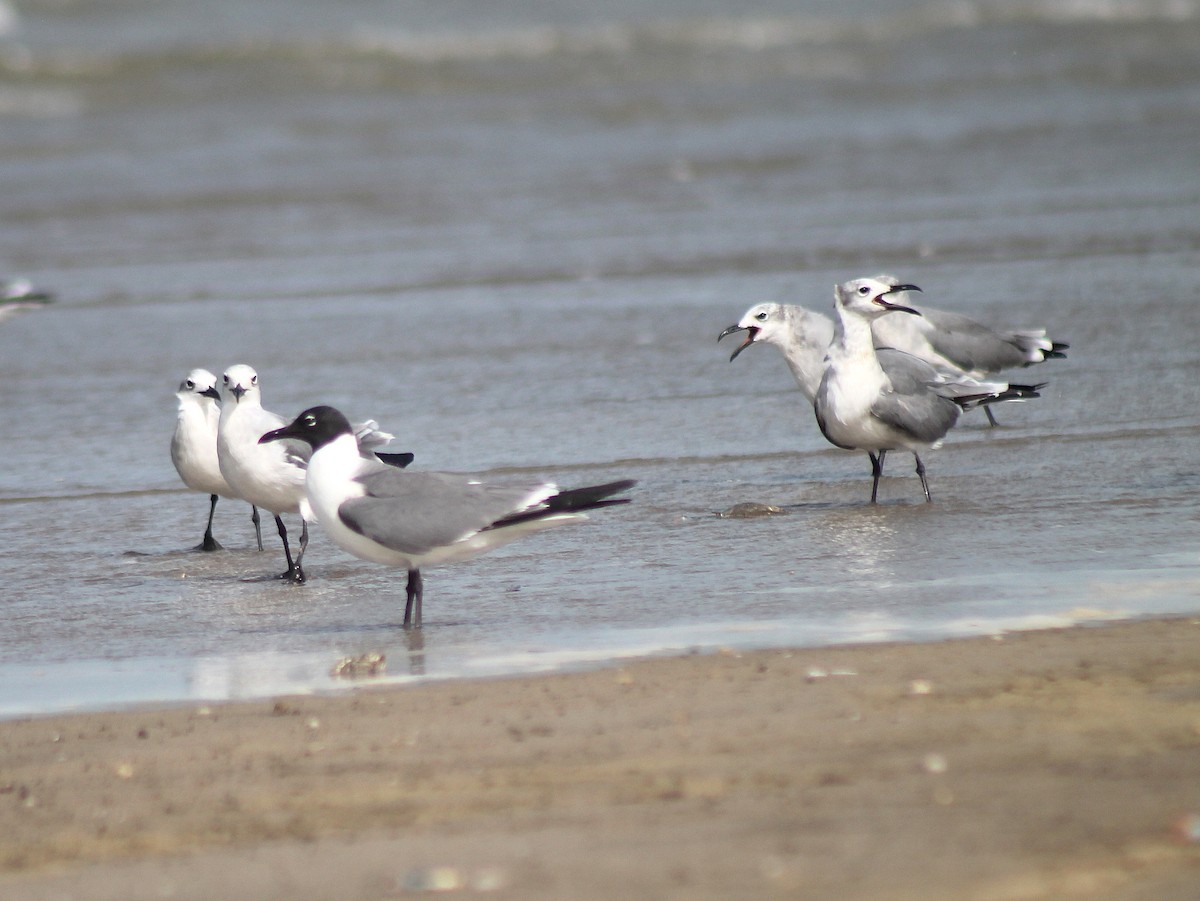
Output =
[{"x1": 330, "y1": 652, "x2": 387, "y2": 679}]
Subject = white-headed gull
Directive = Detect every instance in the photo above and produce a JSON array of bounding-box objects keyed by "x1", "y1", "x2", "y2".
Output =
[{"x1": 171, "y1": 368, "x2": 262, "y2": 552}]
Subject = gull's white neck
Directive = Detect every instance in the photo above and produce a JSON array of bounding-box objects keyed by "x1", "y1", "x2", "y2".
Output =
[
  {"x1": 226, "y1": 390, "x2": 261, "y2": 413},
  {"x1": 829, "y1": 305, "x2": 884, "y2": 376},
  {"x1": 304, "y1": 432, "x2": 368, "y2": 526},
  {"x1": 777, "y1": 308, "x2": 834, "y2": 401},
  {"x1": 308, "y1": 433, "x2": 364, "y2": 482}
]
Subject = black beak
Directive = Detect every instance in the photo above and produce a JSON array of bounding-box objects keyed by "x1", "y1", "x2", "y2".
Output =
[
  {"x1": 259, "y1": 424, "x2": 296, "y2": 445},
  {"x1": 201, "y1": 386, "x2": 220, "y2": 401},
  {"x1": 230, "y1": 385, "x2": 246, "y2": 401},
  {"x1": 718, "y1": 323, "x2": 758, "y2": 361},
  {"x1": 878, "y1": 283, "x2": 922, "y2": 315}
]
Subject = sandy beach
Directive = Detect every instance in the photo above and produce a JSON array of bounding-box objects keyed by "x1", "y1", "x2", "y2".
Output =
[
  {"x1": 2, "y1": 3, "x2": 1198, "y2": 897},
  {"x1": 0, "y1": 617, "x2": 1198, "y2": 900}
]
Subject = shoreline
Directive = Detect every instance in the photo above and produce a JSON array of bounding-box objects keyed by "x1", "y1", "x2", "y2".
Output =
[{"x1": 2, "y1": 616, "x2": 1199, "y2": 899}]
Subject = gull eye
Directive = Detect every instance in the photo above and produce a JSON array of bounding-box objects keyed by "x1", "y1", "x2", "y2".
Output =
[
  {"x1": 303, "y1": 414, "x2": 317, "y2": 428},
  {"x1": 251, "y1": 375, "x2": 258, "y2": 386},
  {"x1": 857, "y1": 284, "x2": 871, "y2": 296},
  {"x1": 185, "y1": 379, "x2": 195, "y2": 389},
  {"x1": 223, "y1": 374, "x2": 229, "y2": 384},
  {"x1": 755, "y1": 311, "x2": 768, "y2": 321}
]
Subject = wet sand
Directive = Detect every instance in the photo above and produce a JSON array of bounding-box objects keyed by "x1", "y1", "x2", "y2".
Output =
[{"x1": 2, "y1": 617, "x2": 1199, "y2": 900}]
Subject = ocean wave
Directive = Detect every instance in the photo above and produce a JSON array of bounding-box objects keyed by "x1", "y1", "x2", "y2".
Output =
[
  {"x1": 351, "y1": 0, "x2": 1200, "y2": 63},
  {"x1": 1, "y1": 0, "x2": 1195, "y2": 84}
]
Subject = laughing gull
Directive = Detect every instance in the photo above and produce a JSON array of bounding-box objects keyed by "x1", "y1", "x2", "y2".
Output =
[
  {"x1": 813, "y1": 277, "x2": 1040, "y2": 503},
  {"x1": 869, "y1": 274, "x2": 1067, "y2": 425},
  {"x1": 0, "y1": 278, "x2": 53, "y2": 322},
  {"x1": 720, "y1": 296, "x2": 1057, "y2": 422},
  {"x1": 719, "y1": 300, "x2": 1043, "y2": 494},
  {"x1": 260, "y1": 405, "x2": 636, "y2": 629},
  {"x1": 217, "y1": 365, "x2": 413, "y2": 583},
  {"x1": 171, "y1": 369, "x2": 263, "y2": 552}
]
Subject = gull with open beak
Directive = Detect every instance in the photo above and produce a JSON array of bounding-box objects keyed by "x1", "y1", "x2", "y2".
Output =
[{"x1": 720, "y1": 278, "x2": 1043, "y2": 502}]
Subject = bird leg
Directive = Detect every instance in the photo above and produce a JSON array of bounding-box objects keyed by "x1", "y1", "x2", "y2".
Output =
[
  {"x1": 250, "y1": 505, "x2": 264, "y2": 551},
  {"x1": 984, "y1": 406, "x2": 999, "y2": 428},
  {"x1": 404, "y1": 569, "x2": 423, "y2": 630},
  {"x1": 274, "y1": 515, "x2": 306, "y2": 584},
  {"x1": 294, "y1": 521, "x2": 309, "y2": 583},
  {"x1": 197, "y1": 494, "x2": 223, "y2": 552},
  {"x1": 868, "y1": 451, "x2": 884, "y2": 504},
  {"x1": 914, "y1": 454, "x2": 932, "y2": 502}
]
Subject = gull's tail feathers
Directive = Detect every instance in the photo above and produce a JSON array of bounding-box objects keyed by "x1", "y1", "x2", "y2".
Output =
[
  {"x1": 489, "y1": 479, "x2": 637, "y2": 531},
  {"x1": 954, "y1": 382, "x2": 1045, "y2": 411},
  {"x1": 1014, "y1": 330, "x2": 1069, "y2": 365}
]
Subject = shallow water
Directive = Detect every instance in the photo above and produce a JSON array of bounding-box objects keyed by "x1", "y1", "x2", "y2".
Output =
[{"x1": 1, "y1": 0, "x2": 1199, "y2": 717}]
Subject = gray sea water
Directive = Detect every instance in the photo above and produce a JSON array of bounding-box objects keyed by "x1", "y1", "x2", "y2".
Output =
[{"x1": 1, "y1": 0, "x2": 1199, "y2": 718}]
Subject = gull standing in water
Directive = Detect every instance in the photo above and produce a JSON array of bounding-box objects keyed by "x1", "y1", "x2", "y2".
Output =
[
  {"x1": 719, "y1": 295, "x2": 1059, "y2": 420},
  {"x1": 260, "y1": 405, "x2": 636, "y2": 629},
  {"x1": 217, "y1": 364, "x2": 312, "y2": 581},
  {"x1": 170, "y1": 368, "x2": 263, "y2": 552},
  {"x1": 814, "y1": 277, "x2": 1040, "y2": 502},
  {"x1": 719, "y1": 299, "x2": 1042, "y2": 498},
  {"x1": 217, "y1": 365, "x2": 411, "y2": 582}
]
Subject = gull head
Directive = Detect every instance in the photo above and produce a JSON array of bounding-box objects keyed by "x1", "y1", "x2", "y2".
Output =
[
  {"x1": 719, "y1": 302, "x2": 789, "y2": 361},
  {"x1": 177, "y1": 368, "x2": 221, "y2": 402},
  {"x1": 834, "y1": 277, "x2": 921, "y2": 319},
  {"x1": 260, "y1": 405, "x2": 355, "y2": 452},
  {"x1": 221, "y1": 363, "x2": 260, "y2": 405}
]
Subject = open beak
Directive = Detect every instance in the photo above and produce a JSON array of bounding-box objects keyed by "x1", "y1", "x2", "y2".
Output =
[
  {"x1": 877, "y1": 283, "x2": 922, "y2": 315},
  {"x1": 718, "y1": 323, "x2": 758, "y2": 361}
]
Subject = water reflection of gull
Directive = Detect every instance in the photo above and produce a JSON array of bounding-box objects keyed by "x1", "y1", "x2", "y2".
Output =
[
  {"x1": 189, "y1": 634, "x2": 431, "y2": 702},
  {"x1": 189, "y1": 651, "x2": 334, "y2": 702},
  {"x1": 817, "y1": 510, "x2": 899, "y2": 582},
  {"x1": 404, "y1": 629, "x2": 427, "y2": 677}
]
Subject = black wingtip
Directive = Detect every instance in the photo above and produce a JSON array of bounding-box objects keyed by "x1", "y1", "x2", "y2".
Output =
[
  {"x1": 488, "y1": 479, "x2": 637, "y2": 531},
  {"x1": 1025, "y1": 341, "x2": 1068, "y2": 364},
  {"x1": 954, "y1": 382, "x2": 1044, "y2": 410},
  {"x1": 375, "y1": 451, "x2": 416, "y2": 469},
  {"x1": 545, "y1": 479, "x2": 637, "y2": 513},
  {"x1": 1046, "y1": 341, "x2": 1069, "y2": 359}
]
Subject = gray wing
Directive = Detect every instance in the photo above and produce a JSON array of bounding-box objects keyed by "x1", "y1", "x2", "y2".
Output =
[
  {"x1": 913, "y1": 306, "x2": 1027, "y2": 373},
  {"x1": 339, "y1": 469, "x2": 551, "y2": 556},
  {"x1": 281, "y1": 439, "x2": 311, "y2": 469},
  {"x1": 874, "y1": 349, "x2": 961, "y2": 443}
]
